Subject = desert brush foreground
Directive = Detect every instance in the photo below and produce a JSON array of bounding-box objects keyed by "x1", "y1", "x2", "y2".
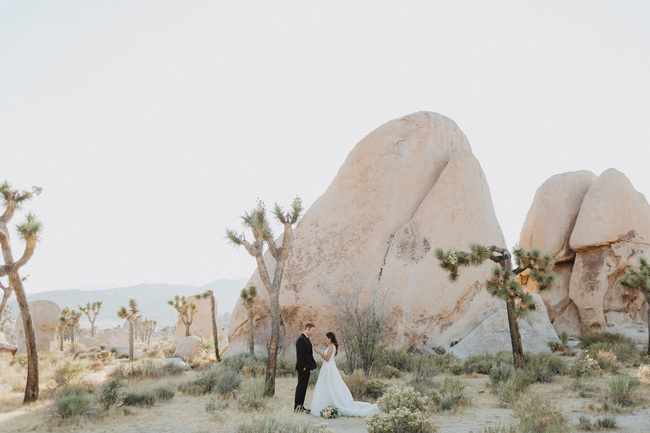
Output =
[{"x1": 1, "y1": 335, "x2": 649, "y2": 433}]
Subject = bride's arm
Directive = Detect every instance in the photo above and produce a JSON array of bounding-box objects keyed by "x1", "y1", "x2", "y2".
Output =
[{"x1": 321, "y1": 345, "x2": 334, "y2": 362}]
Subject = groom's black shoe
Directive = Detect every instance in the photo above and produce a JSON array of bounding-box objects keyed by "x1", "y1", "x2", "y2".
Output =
[{"x1": 294, "y1": 405, "x2": 310, "y2": 414}]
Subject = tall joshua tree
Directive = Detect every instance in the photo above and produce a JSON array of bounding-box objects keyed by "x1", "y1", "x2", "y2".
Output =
[
  {"x1": 197, "y1": 290, "x2": 221, "y2": 361},
  {"x1": 168, "y1": 295, "x2": 197, "y2": 337},
  {"x1": 618, "y1": 256, "x2": 650, "y2": 355},
  {"x1": 68, "y1": 309, "x2": 81, "y2": 353},
  {"x1": 240, "y1": 285, "x2": 257, "y2": 355},
  {"x1": 435, "y1": 244, "x2": 556, "y2": 369},
  {"x1": 117, "y1": 298, "x2": 139, "y2": 362},
  {"x1": 0, "y1": 182, "x2": 42, "y2": 404},
  {"x1": 226, "y1": 197, "x2": 303, "y2": 396},
  {"x1": 78, "y1": 301, "x2": 102, "y2": 338},
  {"x1": 58, "y1": 307, "x2": 71, "y2": 352}
]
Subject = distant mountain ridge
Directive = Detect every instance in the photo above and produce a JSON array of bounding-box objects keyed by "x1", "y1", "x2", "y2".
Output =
[{"x1": 6, "y1": 278, "x2": 247, "y2": 330}]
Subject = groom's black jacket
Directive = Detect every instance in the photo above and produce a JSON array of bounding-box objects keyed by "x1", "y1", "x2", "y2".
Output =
[{"x1": 295, "y1": 333, "x2": 317, "y2": 371}]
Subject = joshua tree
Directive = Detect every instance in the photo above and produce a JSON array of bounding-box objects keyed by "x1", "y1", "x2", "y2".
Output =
[
  {"x1": 618, "y1": 256, "x2": 650, "y2": 355},
  {"x1": 240, "y1": 285, "x2": 257, "y2": 355},
  {"x1": 68, "y1": 310, "x2": 81, "y2": 353},
  {"x1": 226, "y1": 197, "x2": 303, "y2": 396},
  {"x1": 141, "y1": 319, "x2": 157, "y2": 346},
  {"x1": 435, "y1": 244, "x2": 556, "y2": 369},
  {"x1": 117, "y1": 298, "x2": 139, "y2": 362},
  {"x1": 168, "y1": 295, "x2": 197, "y2": 337},
  {"x1": 78, "y1": 301, "x2": 102, "y2": 338},
  {"x1": 58, "y1": 307, "x2": 72, "y2": 351},
  {"x1": 197, "y1": 289, "x2": 221, "y2": 361},
  {"x1": 0, "y1": 182, "x2": 42, "y2": 403}
]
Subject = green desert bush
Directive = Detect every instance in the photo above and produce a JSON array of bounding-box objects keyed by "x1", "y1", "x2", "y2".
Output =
[
  {"x1": 51, "y1": 386, "x2": 96, "y2": 422},
  {"x1": 511, "y1": 394, "x2": 567, "y2": 433},
  {"x1": 122, "y1": 390, "x2": 157, "y2": 407},
  {"x1": 235, "y1": 411, "x2": 334, "y2": 433},
  {"x1": 237, "y1": 378, "x2": 266, "y2": 411},
  {"x1": 222, "y1": 353, "x2": 265, "y2": 375},
  {"x1": 343, "y1": 370, "x2": 387, "y2": 400},
  {"x1": 489, "y1": 363, "x2": 535, "y2": 405},
  {"x1": 605, "y1": 376, "x2": 640, "y2": 407},
  {"x1": 216, "y1": 369, "x2": 244, "y2": 396},
  {"x1": 97, "y1": 379, "x2": 123, "y2": 410},
  {"x1": 109, "y1": 359, "x2": 186, "y2": 380},
  {"x1": 463, "y1": 352, "x2": 509, "y2": 375},
  {"x1": 580, "y1": 332, "x2": 647, "y2": 366},
  {"x1": 276, "y1": 355, "x2": 296, "y2": 377},
  {"x1": 524, "y1": 352, "x2": 566, "y2": 383},
  {"x1": 430, "y1": 376, "x2": 469, "y2": 411},
  {"x1": 54, "y1": 357, "x2": 88, "y2": 385},
  {"x1": 179, "y1": 365, "x2": 222, "y2": 395}
]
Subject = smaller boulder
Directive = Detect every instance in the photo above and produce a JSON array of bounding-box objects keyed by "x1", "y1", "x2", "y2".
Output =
[
  {"x1": 76, "y1": 337, "x2": 101, "y2": 350},
  {"x1": 174, "y1": 336, "x2": 204, "y2": 361},
  {"x1": 157, "y1": 357, "x2": 191, "y2": 371},
  {"x1": 450, "y1": 294, "x2": 558, "y2": 359},
  {"x1": 97, "y1": 329, "x2": 129, "y2": 346}
]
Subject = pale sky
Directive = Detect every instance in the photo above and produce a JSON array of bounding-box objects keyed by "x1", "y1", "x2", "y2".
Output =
[{"x1": 2, "y1": 1, "x2": 649, "y2": 294}]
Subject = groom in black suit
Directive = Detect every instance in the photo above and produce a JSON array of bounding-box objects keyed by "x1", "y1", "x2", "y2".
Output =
[{"x1": 294, "y1": 322, "x2": 317, "y2": 412}]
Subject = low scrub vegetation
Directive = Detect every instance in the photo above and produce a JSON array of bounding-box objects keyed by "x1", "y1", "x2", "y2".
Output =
[
  {"x1": 235, "y1": 410, "x2": 334, "y2": 433},
  {"x1": 343, "y1": 369, "x2": 387, "y2": 400},
  {"x1": 366, "y1": 384, "x2": 438, "y2": 433}
]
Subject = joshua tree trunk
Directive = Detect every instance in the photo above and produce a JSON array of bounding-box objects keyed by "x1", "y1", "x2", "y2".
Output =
[
  {"x1": 246, "y1": 305, "x2": 254, "y2": 355},
  {"x1": 128, "y1": 317, "x2": 134, "y2": 362},
  {"x1": 90, "y1": 318, "x2": 95, "y2": 338},
  {"x1": 208, "y1": 293, "x2": 221, "y2": 361},
  {"x1": 12, "y1": 273, "x2": 39, "y2": 403},
  {"x1": 184, "y1": 316, "x2": 191, "y2": 337},
  {"x1": 59, "y1": 326, "x2": 65, "y2": 351},
  {"x1": 506, "y1": 298, "x2": 525, "y2": 369}
]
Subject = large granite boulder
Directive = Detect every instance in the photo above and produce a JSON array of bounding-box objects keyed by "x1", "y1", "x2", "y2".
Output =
[
  {"x1": 520, "y1": 169, "x2": 650, "y2": 340},
  {"x1": 228, "y1": 112, "x2": 507, "y2": 353},
  {"x1": 76, "y1": 337, "x2": 101, "y2": 350},
  {"x1": 377, "y1": 150, "x2": 505, "y2": 348},
  {"x1": 450, "y1": 294, "x2": 558, "y2": 359},
  {"x1": 15, "y1": 300, "x2": 60, "y2": 354},
  {"x1": 174, "y1": 336, "x2": 204, "y2": 361},
  {"x1": 520, "y1": 171, "x2": 596, "y2": 263},
  {"x1": 172, "y1": 295, "x2": 226, "y2": 343},
  {"x1": 97, "y1": 329, "x2": 129, "y2": 346}
]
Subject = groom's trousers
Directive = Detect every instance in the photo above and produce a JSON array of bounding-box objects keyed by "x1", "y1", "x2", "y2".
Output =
[{"x1": 294, "y1": 368, "x2": 310, "y2": 409}]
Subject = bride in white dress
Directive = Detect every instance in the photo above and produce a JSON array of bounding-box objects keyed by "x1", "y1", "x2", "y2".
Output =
[{"x1": 310, "y1": 332, "x2": 379, "y2": 417}]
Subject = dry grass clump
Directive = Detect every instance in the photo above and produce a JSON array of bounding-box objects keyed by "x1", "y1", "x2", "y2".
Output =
[
  {"x1": 430, "y1": 376, "x2": 470, "y2": 412},
  {"x1": 54, "y1": 357, "x2": 89, "y2": 386},
  {"x1": 51, "y1": 384, "x2": 97, "y2": 424},
  {"x1": 237, "y1": 377, "x2": 267, "y2": 411},
  {"x1": 109, "y1": 359, "x2": 186, "y2": 380},
  {"x1": 636, "y1": 364, "x2": 650, "y2": 383},
  {"x1": 602, "y1": 376, "x2": 641, "y2": 408},
  {"x1": 577, "y1": 414, "x2": 617, "y2": 430},
  {"x1": 594, "y1": 350, "x2": 621, "y2": 373},
  {"x1": 579, "y1": 332, "x2": 648, "y2": 366},
  {"x1": 235, "y1": 408, "x2": 334, "y2": 433}
]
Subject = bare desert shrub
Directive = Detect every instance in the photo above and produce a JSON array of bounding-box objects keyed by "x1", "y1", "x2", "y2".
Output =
[
  {"x1": 97, "y1": 379, "x2": 123, "y2": 410},
  {"x1": 595, "y1": 350, "x2": 621, "y2": 373}
]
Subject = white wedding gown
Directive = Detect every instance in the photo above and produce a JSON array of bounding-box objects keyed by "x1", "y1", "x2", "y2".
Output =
[{"x1": 310, "y1": 345, "x2": 379, "y2": 417}]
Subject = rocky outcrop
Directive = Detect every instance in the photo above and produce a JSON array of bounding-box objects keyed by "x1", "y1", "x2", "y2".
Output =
[
  {"x1": 174, "y1": 336, "x2": 204, "y2": 360},
  {"x1": 157, "y1": 357, "x2": 191, "y2": 371},
  {"x1": 520, "y1": 169, "x2": 650, "y2": 340},
  {"x1": 76, "y1": 337, "x2": 101, "y2": 350},
  {"x1": 97, "y1": 329, "x2": 129, "y2": 346},
  {"x1": 228, "y1": 112, "x2": 507, "y2": 353},
  {"x1": 450, "y1": 294, "x2": 558, "y2": 359},
  {"x1": 172, "y1": 296, "x2": 226, "y2": 343},
  {"x1": 15, "y1": 300, "x2": 60, "y2": 354}
]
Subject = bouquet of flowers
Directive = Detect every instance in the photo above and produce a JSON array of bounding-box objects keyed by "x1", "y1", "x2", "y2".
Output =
[{"x1": 320, "y1": 406, "x2": 339, "y2": 419}]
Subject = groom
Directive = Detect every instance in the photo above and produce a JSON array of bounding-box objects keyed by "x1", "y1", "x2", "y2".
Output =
[{"x1": 294, "y1": 322, "x2": 317, "y2": 413}]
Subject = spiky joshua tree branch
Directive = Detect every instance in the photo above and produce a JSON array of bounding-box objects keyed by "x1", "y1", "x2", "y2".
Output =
[{"x1": 435, "y1": 244, "x2": 556, "y2": 369}]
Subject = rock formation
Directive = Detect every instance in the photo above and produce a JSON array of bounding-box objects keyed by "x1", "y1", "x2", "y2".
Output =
[
  {"x1": 76, "y1": 336, "x2": 101, "y2": 350},
  {"x1": 15, "y1": 300, "x2": 60, "y2": 354},
  {"x1": 450, "y1": 294, "x2": 558, "y2": 359},
  {"x1": 172, "y1": 295, "x2": 226, "y2": 343},
  {"x1": 520, "y1": 169, "x2": 650, "y2": 340},
  {"x1": 174, "y1": 336, "x2": 204, "y2": 360},
  {"x1": 228, "y1": 112, "x2": 515, "y2": 354},
  {"x1": 97, "y1": 329, "x2": 129, "y2": 346},
  {"x1": 0, "y1": 332, "x2": 17, "y2": 355}
]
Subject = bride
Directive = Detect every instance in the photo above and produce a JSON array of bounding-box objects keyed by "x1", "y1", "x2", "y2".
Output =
[{"x1": 310, "y1": 332, "x2": 379, "y2": 417}]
